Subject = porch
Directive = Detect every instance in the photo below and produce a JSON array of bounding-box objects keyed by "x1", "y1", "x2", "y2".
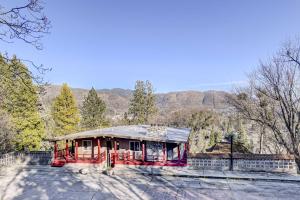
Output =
[{"x1": 52, "y1": 138, "x2": 187, "y2": 167}]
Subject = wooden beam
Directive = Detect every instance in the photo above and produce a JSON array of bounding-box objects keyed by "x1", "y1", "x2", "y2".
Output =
[
  {"x1": 114, "y1": 140, "x2": 117, "y2": 163},
  {"x1": 163, "y1": 143, "x2": 166, "y2": 162},
  {"x1": 142, "y1": 142, "x2": 145, "y2": 162}
]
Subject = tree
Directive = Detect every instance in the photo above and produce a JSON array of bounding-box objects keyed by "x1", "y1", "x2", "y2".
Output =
[
  {"x1": 215, "y1": 130, "x2": 223, "y2": 143},
  {"x1": 188, "y1": 111, "x2": 215, "y2": 132},
  {"x1": 227, "y1": 39, "x2": 300, "y2": 169},
  {"x1": 0, "y1": 111, "x2": 15, "y2": 153},
  {"x1": 209, "y1": 129, "x2": 216, "y2": 147},
  {"x1": 128, "y1": 80, "x2": 157, "y2": 124},
  {"x1": 51, "y1": 83, "x2": 80, "y2": 136},
  {"x1": 236, "y1": 119, "x2": 249, "y2": 149},
  {"x1": 0, "y1": 0, "x2": 50, "y2": 49},
  {"x1": 81, "y1": 87, "x2": 106, "y2": 129},
  {"x1": 188, "y1": 110, "x2": 217, "y2": 153},
  {"x1": 145, "y1": 80, "x2": 157, "y2": 123},
  {"x1": 0, "y1": 0, "x2": 51, "y2": 101},
  {"x1": 1, "y1": 57, "x2": 45, "y2": 150}
]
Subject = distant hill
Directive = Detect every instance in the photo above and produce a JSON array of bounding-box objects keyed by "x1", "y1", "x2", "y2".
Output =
[{"x1": 41, "y1": 85, "x2": 229, "y2": 121}]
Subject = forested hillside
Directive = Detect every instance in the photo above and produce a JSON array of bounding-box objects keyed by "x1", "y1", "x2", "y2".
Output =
[{"x1": 41, "y1": 85, "x2": 229, "y2": 121}]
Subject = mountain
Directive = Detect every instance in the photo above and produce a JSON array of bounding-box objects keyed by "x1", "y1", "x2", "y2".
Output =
[{"x1": 41, "y1": 85, "x2": 229, "y2": 121}]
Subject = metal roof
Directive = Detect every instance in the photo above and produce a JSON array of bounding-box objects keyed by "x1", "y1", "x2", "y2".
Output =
[{"x1": 53, "y1": 125, "x2": 190, "y2": 143}]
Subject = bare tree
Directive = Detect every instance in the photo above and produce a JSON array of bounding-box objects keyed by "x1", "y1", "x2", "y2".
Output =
[
  {"x1": 0, "y1": 0, "x2": 50, "y2": 49},
  {"x1": 227, "y1": 40, "x2": 300, "y2": 169},
  {"x1": 0, "y1": 0, "x2": 51, "y2": 90}
]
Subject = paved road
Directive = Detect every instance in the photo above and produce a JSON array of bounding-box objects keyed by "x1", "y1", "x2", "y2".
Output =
[{"x1": 0, "y1": 166, "x2": 300, "y2": 200}]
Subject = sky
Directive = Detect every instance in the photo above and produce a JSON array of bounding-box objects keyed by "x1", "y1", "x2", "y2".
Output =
[{"x1": 2, "y1": 0, "x2": 300, "y2": 93}]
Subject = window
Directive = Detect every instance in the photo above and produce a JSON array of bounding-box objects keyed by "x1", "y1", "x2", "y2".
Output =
[
  {"x1": 129, "y1": 141, "x2": 140, "y2": 151},
  {"x1": 82, "y1": 140, "x2": 92, "y2": 151}
]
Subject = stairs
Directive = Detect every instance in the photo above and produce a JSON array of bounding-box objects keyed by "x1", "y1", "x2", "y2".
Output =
[{"x1": 51, "y1": 159, "x2": 66, "y2": 167}]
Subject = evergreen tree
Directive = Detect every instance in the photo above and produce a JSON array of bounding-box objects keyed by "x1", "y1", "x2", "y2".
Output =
[
  {"x1": 209, "y1": 130, "x2": 216, "y2": 147},
  {"x1": 236, "y1": 119, "x2": 249, "y2": 148},
  {"x1": 1, "y1": 56, "x2": 45, "y2": 150},
  {"x1": 128, "y1": 80, "x2": 157, "y2": 124},
  {"x1": 215, "y1": 130, "x2": 223, "y2": 143},
  {"x1": 145, "y1": 80, "x2": 157, "y2": 123},
  {"x1": 81, "y1": 87, "x2": 106, "y2": 129},
  {"x1": 51, "y1": 83, "x2": 80, "y2": 136}
]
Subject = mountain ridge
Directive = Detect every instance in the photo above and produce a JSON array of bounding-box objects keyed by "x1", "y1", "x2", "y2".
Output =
[{"x1": 41, "y1": 85, "x2": 229, "y2": 121}]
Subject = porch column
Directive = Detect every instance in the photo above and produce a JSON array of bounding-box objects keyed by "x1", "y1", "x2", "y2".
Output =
[
  {"x1": 97, "y1": 138, "x2": 101, "y2": 161},
  {"x1": 184, "y1": 143, "x2": 187, "y2": 159},
  {"x1": 178, "y1": 143, "x2": 181, "y2": 161},
  {"x1": 142, "y1": 142, "x2": 145, "y2": 162},
  {"x1": 65, "y1": 140, "x2": 69, "y2": 159},
  {"x1": 54, "y1": 141, "x2": 58, "y2": 159},
  {"x1": 163, "y1": 143, "x2": 166, "y2": 162},
  {"x1": 114, "y1": 140, "x2": 117, "y2": 162},
  {"x1": 75, "y1": 141, "x2": 78, "y2": 160},
  {"x1": 91, "y1": 139, "x2": 94, "y2": 159}
]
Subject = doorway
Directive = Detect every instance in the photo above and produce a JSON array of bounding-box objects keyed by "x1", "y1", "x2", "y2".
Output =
[{"x1": 166, "y1": 143, "x2": 177, "y2": 161}]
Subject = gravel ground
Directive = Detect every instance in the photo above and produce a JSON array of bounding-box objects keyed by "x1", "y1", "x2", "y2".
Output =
[{"x1": 1, "y1": 165, "x2": 300, "y2": 200}]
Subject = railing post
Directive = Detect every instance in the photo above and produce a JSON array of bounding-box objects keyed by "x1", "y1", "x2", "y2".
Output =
[
  {"x1": 75, "y1": 141, "x2": 78, "y2": 161},
  {"x1": 97, "y1": 138, "x2": 101, "y2": 162},
  {"x1": 184, "y1": 143, "x2": 187, "y2": 159}
]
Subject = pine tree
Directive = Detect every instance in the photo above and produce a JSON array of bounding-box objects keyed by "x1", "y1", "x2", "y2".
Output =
[
  {"x1": 81, "y1": 87, "x2": 106, "y2": 129},
  {"x1": 145, "y1": 80, "x2": 157, "y2": 123},
  {"x1": 237, "y1": 119, "x2": 249, "y2": 148},
  {"x1": 51, "y1": 83, "x2": 80, "y2": 136},
  {"x1": 128, "y1": 80, "x2": 157, "y2": 124},
  {"x1": 1, "y1": 56, "x2": 45, "y2": 150},
  {"x1": 215, "y1": 130, "x2": 223, "y2": 143},
  {"x1": 209, "y1": 130, "x2": 216, "y2": 147}
]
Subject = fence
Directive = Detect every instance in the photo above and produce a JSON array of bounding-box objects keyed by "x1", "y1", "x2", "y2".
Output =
[
  {"x1": 188, "y1": 153, "x2": 298, "y2": 174},
  {"x1": 0, "y1": 151, "x2": 53, "y2": 167}
]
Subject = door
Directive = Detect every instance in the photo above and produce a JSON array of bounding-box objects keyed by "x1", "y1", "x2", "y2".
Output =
[{"x1": 166, "y1": 143, "x2": 177, "y2": 161}]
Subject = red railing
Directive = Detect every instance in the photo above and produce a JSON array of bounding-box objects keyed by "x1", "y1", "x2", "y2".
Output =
[
  {"x1": 113, "y1": 150, "x2": 187, "y2": 163},
  {"x1": 114, "y1": 151, "x2": 143, "y2": 161},
  {"x1": 75, "y1": 151, "x2": 106, "y2": 162},
  {"x1": 57, "y1": 149, "x2": 65, "y2": 158}
]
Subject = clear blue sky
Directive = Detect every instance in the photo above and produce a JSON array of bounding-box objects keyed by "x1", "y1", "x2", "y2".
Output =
[{"x1": 2, "y1": 0, "x2": 300, "y2": 92}]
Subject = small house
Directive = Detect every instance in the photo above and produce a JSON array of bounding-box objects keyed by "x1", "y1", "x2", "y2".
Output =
[{"x1": 51, "y1": 125, "x2": 190, "y2": 167}]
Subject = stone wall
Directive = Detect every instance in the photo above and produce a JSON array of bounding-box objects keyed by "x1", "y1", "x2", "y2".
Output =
[
  {"x1": 188, "y1": 153, "x2": 298, "y2": 174},
  {"x1": 0, "y1": 151, "x2": 53, "y2": 166}
]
